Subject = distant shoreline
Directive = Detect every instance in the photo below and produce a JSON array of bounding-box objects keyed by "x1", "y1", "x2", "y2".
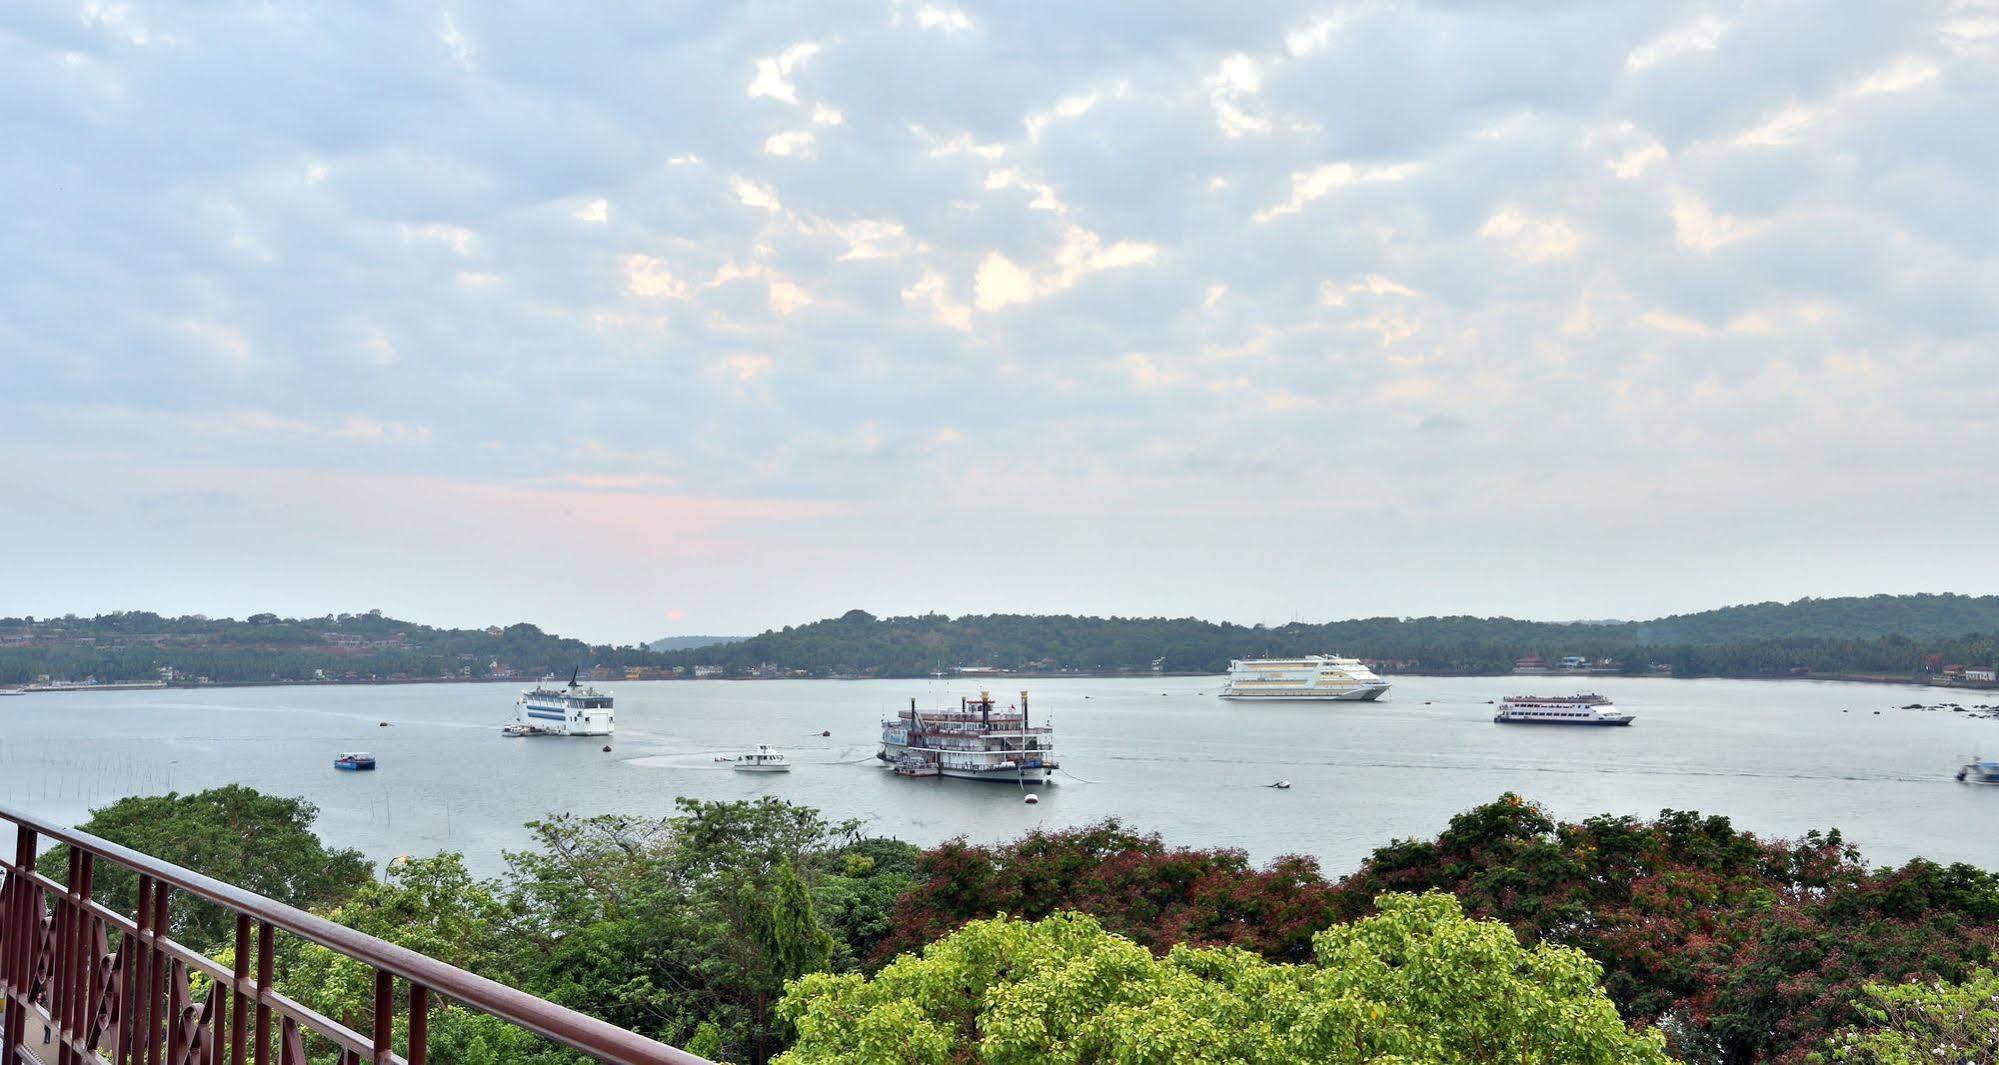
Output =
[{"x1": 7, "y1": 669, "x2": 1976, "y2": 695}]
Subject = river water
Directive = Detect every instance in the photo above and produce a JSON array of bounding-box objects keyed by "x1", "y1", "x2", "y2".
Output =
[{"x1": 6, "y1": 676, "x2": 1997, "y2": 877}]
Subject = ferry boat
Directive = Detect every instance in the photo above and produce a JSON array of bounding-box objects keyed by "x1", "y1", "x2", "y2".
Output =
[
  {"x1": 333, "y1": 752, "x2": 377, "y2": 771},
  {"x1": 879, "y1": 691, "x2": 1056, "y2": 784},
  {"x1": 515, "y1": 670, "x2": 615, "y2": 736},
  {"x1": 733, "y1": 745, "x2": 791, "y2": 772},
  {"x1": 1494, "y1": 693, "x2": 1634, "y2": 726},
  {"x1": 1218, "y1": 656, "x2": 1390, "y2": 701}
]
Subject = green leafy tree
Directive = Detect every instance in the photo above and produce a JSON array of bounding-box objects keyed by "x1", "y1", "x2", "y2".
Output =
[
  {"x1": 1813, "y1": 969, "x2": 1999, "y2": 1063},
  {"x1": 776, "y1": 892, "x2": 1669, "y2": 1064},
  {"x1": 67, "y1": 785, "x2": 372, "y2": 953}
]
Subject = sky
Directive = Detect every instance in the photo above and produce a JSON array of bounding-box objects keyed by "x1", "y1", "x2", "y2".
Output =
[{"x1": 3, "y1": 1, "x2": 1997, "y2": 644}]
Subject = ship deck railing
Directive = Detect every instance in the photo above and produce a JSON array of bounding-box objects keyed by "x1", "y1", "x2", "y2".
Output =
[{"x1": 0, "y1": 802, "x2": 710, "y2": 1065}]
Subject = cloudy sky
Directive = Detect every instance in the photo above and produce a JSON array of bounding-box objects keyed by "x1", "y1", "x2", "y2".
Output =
[{"x1": 4, "y1": 1, "x2": 1996, "y2": 642}]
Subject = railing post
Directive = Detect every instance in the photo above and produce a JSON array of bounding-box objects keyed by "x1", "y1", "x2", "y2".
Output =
[
  {"x1": 148, "y1": 881, "x2": 168, "y2": 1065},
  {"x1": 251, "y1": 922, "x2": 271, "y2": 1065},
  {"x1": 230, "y1": 914, "x2": 249, "y2": 1065},
  {"x1": 371, "y1": 969, "x2": 393, "y2": 1064},
  {"x1": 127, "y1": 875, "x2": 153, "y2": 1065},
  {"x1": 3, "y1": 824, "x2": 35, "y2": 1062},
  {"x1": 406, "y1": 984, "x2": 426, "y2": 1065}
]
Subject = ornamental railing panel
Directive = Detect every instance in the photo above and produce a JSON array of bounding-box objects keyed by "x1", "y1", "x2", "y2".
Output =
[{"x1": 0, "y1": 803, "x2": 713, "y2": 1065}]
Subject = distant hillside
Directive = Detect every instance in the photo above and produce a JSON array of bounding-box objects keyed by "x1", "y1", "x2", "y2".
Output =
[
  {"x1": 647, "y1": 635, "x2": 746, "y2": 652},
  {"x1": 0, "y1": 610, "x2": 663, "y2": 686},
  {"x1": 651, "y1": 595, "x2": 1999, "y2": 678},
  {"x1": 1633, "y1": 594, "x2": 1999, "y2": 643}
]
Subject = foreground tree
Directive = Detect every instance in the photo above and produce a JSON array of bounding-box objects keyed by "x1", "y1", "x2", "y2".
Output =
[
  {"x1": 68, "y1": 785, "x2": 373, "y2": 952},
  {"x1": 777, "y1": 892, "x2": 1669, "y2": 1064},
  {"x1": 1813, "y1": 969, "x2": 1999, "y2": 1063}
]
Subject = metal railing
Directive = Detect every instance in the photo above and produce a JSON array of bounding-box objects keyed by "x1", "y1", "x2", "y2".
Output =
[{"x1": 0, "y1": 803, "x2": 713, "y2": 1065}]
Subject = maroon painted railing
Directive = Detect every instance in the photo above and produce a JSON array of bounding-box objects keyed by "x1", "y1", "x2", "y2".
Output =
[{"x1": 0, "y1": 803, "x2": 713, "y2": 1065}]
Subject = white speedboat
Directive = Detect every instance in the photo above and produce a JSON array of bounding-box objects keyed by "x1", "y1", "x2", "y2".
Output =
[
  {"x1": 1219, "y1": 656, "x2": 1389, "y2": 701},
  {"x1": 1494, "y1": 694, "x2": 1634, "y2": 726},
  {"x1": 733, "y1": 745, "x2": 791, "y2": 772}
]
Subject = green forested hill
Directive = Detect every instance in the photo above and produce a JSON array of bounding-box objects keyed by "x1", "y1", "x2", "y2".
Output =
[
  {"x1": 7, "y1": 594, "x2": 1999, "y2": 684},
  {"x1": 653, "y1": 594, "x2": 1999, "y2": 678},
  {"x1": 1633, "y1": 593, "x2": 1999, "y2": 643}
]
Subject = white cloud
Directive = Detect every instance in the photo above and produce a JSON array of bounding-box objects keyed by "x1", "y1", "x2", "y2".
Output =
[
  {"x1": 573, "y1": 198, "x2": 609, "y2": 224},
  {"x1": 622, "y1": 254, "x2": 690, "y2": 300},
  {"x1": 1625, "y1": 14, "x2": 1728, "y2": 71},
  {"x1": 1202, "y1": 283, "x2": 1228, "y2": 313},
  {"x1": 437, "y1": 11, "x2": 474, "y2": 70},
  {"x1": 974, "y1": 253, "x2": 1037, "y2": 311},
  {"x1": 1254, "y1": 161, "x2": 1421, "y2": 222},
  {"x1": 1637, "y1": 308, "x2": 1712, "y2": 335},
  {"x1": 731, "y1": 177, "x2": 783, "y2": 211},
  {"x1": 895, "y1": 2, "x2": 975, "y2": 34},
  {"x1": 917, "y1": 127, "x2": 1005, "y2": 160},
  {"x1": 1479, "y1": 205, "x2": 1584, "y2": 263},
  {"x1": 767, "y1": 278, "x2": 813, "y2": 315},
  {"x1": 747, "y1": 41, "x2": 820, "y2": 105},
  {"x1": 1205, "y1": 53, "x2": 1272, "y2": 137},
  {"x1": 713, "y1": 353, "x2": 774, "y2": 382},
  {"x1": 798, "y1": 217, "x2": 928, "y2": 261},
  {"x1": 1121, "y1": 352, "x2": 1187, "y2": 388},
  {"x1": 763, "y1": 129, "x2": 817, "y2": 158},
  {"x1": 1025, "y1": 88, "x2": 1103, "y2": 142},
  {"x1": 811, "y1": 104, "x2": 844, "y2": 126},
  {"x1": 398, "y1": 222, "x2": 476, "y2": 255},
  {"x1": 1668, "y1": 187, "x2": 1770, "y2": 253},
  {"x1": 1732, "y1": 102, "x2": 1819, "y2": 147},
  {"x1": 901, "y1": 269, "x2": 972, "y2": 331},
  {"x1": 1850, "y1": 54, "x2": 1940, "y2": 96},
  {"x1": 1608, "y1": 143, "x2": 1667, "y2": 179},
  {"x1": 1285, "y1": 10, "x2": 1363, "y2": 56}
]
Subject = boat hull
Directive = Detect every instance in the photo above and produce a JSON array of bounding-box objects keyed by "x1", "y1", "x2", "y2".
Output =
[
  {"x1": 878, "y1": 744, "x2": 1054, "y2": 784},
  {"x1": 1220, "y1": 685, "x2": 1389, "y2": 702},
  {"x1": 1494, "y1": 717, "x2": 1634, "y2": 726},
  {"x1": 732, "y1": 765, "x2": 791, "y2": 773}
]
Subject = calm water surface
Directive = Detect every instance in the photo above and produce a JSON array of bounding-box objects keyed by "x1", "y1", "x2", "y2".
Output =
[{"x1": 8, "y1": 676, "x2": 1998, "y2": 877}]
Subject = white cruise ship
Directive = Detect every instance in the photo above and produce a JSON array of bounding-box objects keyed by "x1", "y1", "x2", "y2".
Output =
[
  {"x1": 1218, "y1": 656, "x2": 1390, "y2": 701},
  {"x1": 1493, "y1": 693, "x2": 1633, "y2": 726},
  {"x1": 515, "y1": 671, "x2": 615, "y2": 736},
  {"x1": 879, "y1": 691, "x2": 1056, "y2": 783}
]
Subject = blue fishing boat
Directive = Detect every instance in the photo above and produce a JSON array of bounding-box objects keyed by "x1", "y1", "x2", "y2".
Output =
[{"x1": 334, "y1": 752, "x2": 377, "y2": 771}]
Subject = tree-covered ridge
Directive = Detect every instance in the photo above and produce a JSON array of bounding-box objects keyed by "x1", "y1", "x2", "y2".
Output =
[
  {"x1": 0, "y1": 609, "x2": 662, "y2": 685},
  {"x1": 9, "y1": 593, "x2": 1999, "y2": 683},
  {"x1": 655, "y1": 595, "x2": 1999, "y2": 677}
]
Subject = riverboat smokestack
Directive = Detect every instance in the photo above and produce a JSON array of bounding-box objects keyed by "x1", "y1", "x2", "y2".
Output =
[{"x1": 1021, "y1": 690, "x2": 1029, "y2": 731}]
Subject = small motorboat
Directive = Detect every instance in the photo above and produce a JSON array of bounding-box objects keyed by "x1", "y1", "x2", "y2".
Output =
[
  {"x1": 891, "y1": 754, "x2": 940, "y2": 778},
  {"x1": 733, "y1": 745, "x2": 791, "y2": 772},
  {"x1": 1267, "y1": 780, "x2": 1293, "y2": 790},
  {"x1": 0, "y1": 689, "x2": 26, "y2": 697},
  {"x1": 501, "y1": 723, "x2": 541, "y2": 737},
  {"x1": 333, "y1": 752, "x2": 377, "y2": 771},
  {"x1": 1958, "y1": 758, "x2": 1999, "y2": 784}
]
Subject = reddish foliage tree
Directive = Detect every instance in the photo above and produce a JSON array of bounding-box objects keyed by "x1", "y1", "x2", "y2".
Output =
[{"x1": 881, "y1": 797, "x2": 1999, "y2": 1063}]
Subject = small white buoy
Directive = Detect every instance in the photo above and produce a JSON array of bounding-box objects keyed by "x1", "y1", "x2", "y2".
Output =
[{"x1": 1023, "y1": 793, "x2": 1039, "y2": 804}]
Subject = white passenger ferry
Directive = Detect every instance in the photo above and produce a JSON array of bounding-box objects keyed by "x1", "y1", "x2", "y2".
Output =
[
  {"x1": 515, "y1": 670, "x2": 615, "y2": 736},
  {"x1": 1218, "y1": 656, "x2": 1390, "y2": 701},
  {"x1": 879, "y1": 691, "x2": 1056, "y2": 784},
  {"x1": 1494, "y1": 693, "x2": 1633, "y2": 726}
]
